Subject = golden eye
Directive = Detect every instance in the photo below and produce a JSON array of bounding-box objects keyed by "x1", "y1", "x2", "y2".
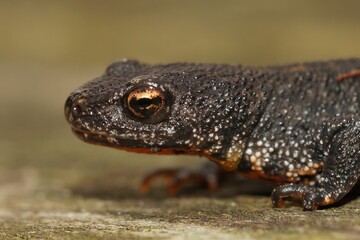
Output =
[{"x1": 124, "y1": 86, "x2": 171, "y2": 123}]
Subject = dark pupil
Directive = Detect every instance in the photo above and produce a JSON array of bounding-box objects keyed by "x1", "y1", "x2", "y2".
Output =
[
  {"x1": 130, "y1": 96, "x2": 162, "y2": 117},
  {"x1": 137, "y1": 98, "x2": 153, "y2": 108}
]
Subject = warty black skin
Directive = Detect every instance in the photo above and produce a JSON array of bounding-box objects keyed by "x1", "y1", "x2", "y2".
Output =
[{"x1": 65, "y1": 59, "x2": 360, "y2": 210}]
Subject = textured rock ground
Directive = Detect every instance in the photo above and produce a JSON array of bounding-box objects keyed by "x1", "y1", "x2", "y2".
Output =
[{"x1": 0, "y1": 164, "x2": 359, "y2": 239}]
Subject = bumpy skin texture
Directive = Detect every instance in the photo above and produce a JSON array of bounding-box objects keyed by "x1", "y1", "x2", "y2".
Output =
[{"x1": 65, "y1": 59, "x2": 360, "y2": 210}]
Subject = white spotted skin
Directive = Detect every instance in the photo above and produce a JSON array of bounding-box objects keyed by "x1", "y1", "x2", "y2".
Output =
[{"x1": 65, "y1": 58, "x2": 360, "y2": 209}]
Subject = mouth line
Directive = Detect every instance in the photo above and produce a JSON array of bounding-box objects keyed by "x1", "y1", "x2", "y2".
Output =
[
  {"x1": 72, "y1": 127, "x2": 112, "y2": 138},
  {"x1": 71, "y1": 127, "x2": 196, "y2": 154},
  {"x1": 70, "y1": 126, "x2": 200, "y2": 156},
  {"x1": 71, "y1": 127, "x2": 167, "y2": 143}
]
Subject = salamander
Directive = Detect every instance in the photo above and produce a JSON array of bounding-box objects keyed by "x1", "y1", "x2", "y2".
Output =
[{"x1": 64, "y1": 59, "x2": 360, "y2": 210}]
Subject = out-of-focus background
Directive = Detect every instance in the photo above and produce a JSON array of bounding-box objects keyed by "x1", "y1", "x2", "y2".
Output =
[{"x1": 1, "y1": 1, "x2": 359, "y2": 239}]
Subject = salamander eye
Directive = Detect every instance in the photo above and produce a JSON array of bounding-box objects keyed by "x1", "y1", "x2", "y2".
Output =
[{"x1": 124, "y1": 86, "x2": 172, "y2": 123}]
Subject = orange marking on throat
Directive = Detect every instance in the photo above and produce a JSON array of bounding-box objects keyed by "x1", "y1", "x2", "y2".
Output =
[{"x1": 114, "y1": 147, "x2": 195, "y2": 155}]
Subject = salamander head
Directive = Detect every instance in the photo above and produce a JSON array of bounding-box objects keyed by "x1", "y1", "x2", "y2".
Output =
[{"x1": 65, "y1": 59, "x2": 267, "y2": 163}]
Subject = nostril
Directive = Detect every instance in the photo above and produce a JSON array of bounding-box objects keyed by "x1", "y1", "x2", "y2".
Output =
[{"x1": 72, "y1": 104, "x2": 83, "y2": 116}]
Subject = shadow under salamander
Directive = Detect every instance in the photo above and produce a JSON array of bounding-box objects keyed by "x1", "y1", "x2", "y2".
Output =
[
  {"x1": 69, "y1": 169, "x2": 359, "y2": 209},
  {"x1": 70, "y1": 170, "x2": 275, "y2": 200}
]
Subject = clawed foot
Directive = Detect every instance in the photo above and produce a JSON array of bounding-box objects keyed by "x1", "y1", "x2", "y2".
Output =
[
  {"x1": 271, "y1": 184, "x2": 335, "y2": 210},
  {"x1": 140, "y1": 162, "x2": 221, "y2": 195}
]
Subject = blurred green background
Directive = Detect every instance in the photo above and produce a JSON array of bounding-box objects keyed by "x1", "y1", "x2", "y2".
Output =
[{"x1": 0, "y1": 0, "x2": 359, "y2": 238}]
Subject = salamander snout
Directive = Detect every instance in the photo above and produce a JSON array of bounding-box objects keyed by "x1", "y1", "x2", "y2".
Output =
[{"x1": 64, "y1": 93, "x2": 86, "y2": 125}]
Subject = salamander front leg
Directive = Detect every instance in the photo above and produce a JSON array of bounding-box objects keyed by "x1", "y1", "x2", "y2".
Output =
[{"x1": 272, "y1": 117, "x2": 360, "y2": 210}]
